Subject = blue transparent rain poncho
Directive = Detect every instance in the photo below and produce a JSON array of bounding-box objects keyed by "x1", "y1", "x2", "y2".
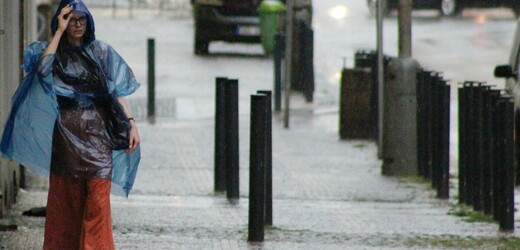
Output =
[{"x1": 0, "y1": 0, "x2": 140, "y2": 197}]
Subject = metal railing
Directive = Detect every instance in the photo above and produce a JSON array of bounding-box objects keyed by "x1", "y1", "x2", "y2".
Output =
[
  {"x1": 417, "y1": 70, "x2": 450, "y2": 199},
  {"x1": 341, "y1": 50, "x2": 516, "y2": 232},
  {"x1": 458, "y1": 82, "x2": 515, "y2": 232}
]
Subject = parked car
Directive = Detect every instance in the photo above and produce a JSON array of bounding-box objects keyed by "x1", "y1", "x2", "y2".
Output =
[
  {"x1": 495, "y1": 17, "x2": 520, "y2": 103},
  {"x1": 191, "y1": 0, "x2": 267, "y2": 55},
  {"x1": 367, "y1": 0, "x2": 520, "y2": 17}
]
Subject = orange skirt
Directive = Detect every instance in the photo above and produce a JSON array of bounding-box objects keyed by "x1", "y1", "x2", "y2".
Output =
[{"x1": 43, "y1": 173, "x2": 114, "y2": 250}]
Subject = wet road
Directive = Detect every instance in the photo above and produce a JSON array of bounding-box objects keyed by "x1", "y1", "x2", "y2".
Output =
[
  {"x1": 95, "y1": 0, "x2": 519, "y2": 120},
  {"x1": 314, "y1": 0, "x2": 516, "y2": 88},
  {"x1": 2, "y1": 1, "x2": 520, "y2": 249}
]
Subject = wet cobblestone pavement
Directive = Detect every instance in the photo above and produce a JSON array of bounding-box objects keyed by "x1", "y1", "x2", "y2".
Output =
[
  {"x1": 2, "y1": 113, "x2": 520, "y2": 249},
  {"x1": 2, "y1": 1, "x2": 520, "y2": 249}
]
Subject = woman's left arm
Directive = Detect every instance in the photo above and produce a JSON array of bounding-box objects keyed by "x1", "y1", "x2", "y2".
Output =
[{"x1": 118, "y1": 97, "x2": 140, "y2": 153}]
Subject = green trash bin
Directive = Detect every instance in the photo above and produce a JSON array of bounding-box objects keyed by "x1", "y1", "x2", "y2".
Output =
[{"x1": 258, "y1": 0, "x2": 285, "y2": 54}]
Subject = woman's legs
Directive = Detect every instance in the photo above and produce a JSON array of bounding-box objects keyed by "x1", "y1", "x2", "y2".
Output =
[
  {"x1": 44, "y1": 173, "x2": 86, "y2": 249},
  {"x1": 80, "y1": 178, "x2": 114, "y2": 250},
  {"x1": 44, "y1": 174, "x2": 114, "y2": 250}
]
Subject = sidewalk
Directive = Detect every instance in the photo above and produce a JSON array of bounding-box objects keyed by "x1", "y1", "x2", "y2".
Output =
[{"x1": 1, "y1": 99, "x2": 520, "y2": 249}]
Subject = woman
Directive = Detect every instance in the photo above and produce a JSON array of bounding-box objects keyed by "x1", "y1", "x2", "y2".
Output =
[{"x1": 1, "y1": 0, "x2": 141, "y2": 249}]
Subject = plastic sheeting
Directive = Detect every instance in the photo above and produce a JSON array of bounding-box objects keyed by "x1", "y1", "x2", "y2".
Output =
[{"x1": 1, "y1": 0, "x2": 141, "y2": 197}]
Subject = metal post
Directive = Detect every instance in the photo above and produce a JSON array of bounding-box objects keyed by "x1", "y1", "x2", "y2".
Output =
[
  {"x1": 283, "y1": 0, "x2": 294, "y2": 128},
  {"x1": 437, "y1": 82, "x2": 450, "y2": 199},
  {"x1": 257, "y1": 90, "x2": 273, "y2": 226},
  {"x1": 465, "y1": 83, "x2": 475, "y2": 206},
  {"x1": 129, "y1": 0, "x2": 134, "y2": 19},
  {"x1": 226, "y1": 79, "x2": 240, "y2": 200},
  {"x1": 416, "y1": 70, "x2": 425, "y2": 177},
  {"x1": 274, "y1": 34, "x2": 284, "y2": 112},
  {"x1": 248, "y1": 94, "x2": 267, "y2": 242},
  {"x1": 482, "y1": 89, "x2": 495, "y2": 214},
  {"x1": 458, "y1": 85, "x2": 466, "y2": 204},
  {"x1": 492, "y1": 92, "x2": 502, "y2": 220},
  {"x1": 499, "y1": 97, "x2": 514, "y2": 232},
  {"x1": 147, "y1": 38, "x2": 156, "y2": 124},
  {"x1": 376, "y1": 0, "x2": 384, "y2": 157},
  {"x1": 398, "y1": 0, "x2": 412, "y2": 58},
  {"x1": 112, "y1": 0, "x2": 117, "y2": 17},
  {"x1": 215, "y1": 77, "x2": 228, "y2": 192},
  {"x1": 423, "y1": 72, "x2": 433, "y2": 180},
  {"x1": 302, "y1": 24, "x2": 314, "y2": 102},
  {"x1": 431, "y1": 75, "x2": 440, "y2": 188},
  {"x1": 472, "y1": 84, "x2": 484, "y2": 212},
  {"x1": 422, "y1": 71, "x2": 432, "y2": 179}
]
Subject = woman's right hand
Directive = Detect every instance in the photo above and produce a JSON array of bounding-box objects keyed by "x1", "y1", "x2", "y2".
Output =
[
  {"x1": 56, "y1": 4, "x2": 73, "y2": 34},
  {"x1": 42, "y1": 4, "x2": 73, "y2": 56}
]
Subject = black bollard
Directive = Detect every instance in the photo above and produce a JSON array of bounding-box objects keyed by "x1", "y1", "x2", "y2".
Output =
[
  {"x1": 257, "y1": 90, "x2": 273, "y2": 226},
  {"x1": 301, "y1": 24, "x2": 314, "y2": 102},
  {"x1": 492, "y1": 92, "x2": 503, "y2": 221},
  {"x1": 472, "y1": 84, "x2": 485, "y2": 212},
  {"x1": 417, "y1": 70, "x2": 430, "y2": 178},
  {"x1": 274, "y1": 34, "x2": 284, "y2": 112},
  {"x1": 465, "y1": 82, "x2": 475, "y2": 206},
  {"x1": 423, "y1": 72, "x2": 434, "y2": 180},
  {"x1": 147, "y1": 38, "x2": 156, "y2": 124},
  {"x1": 416, "y1": 71, "x2": 425, "y2": 177},
  {"x1": 248, "y1": 94, "x2": 268, "y2": 242},
  {"x1": 458, "y1": 84, "x2": 468, "y2": 204},
  {"x1": 431, "y1": 74, "x2": 441, "y2": 189},
  {"x1": 499, "y1": 97, "x2": 515, "y2": 232},
  {"x1": 437, "y1": 82, "x2": 450, "y2": 199},
  {"x1": 215, "y1": 77, "x2": 228, "y2": 192},
  {"x1": 482, "y1": 89, "x2": 499, "y2": 215},
  {"x1": 226, "y1": 79, "x2": 240, "y2": 200}
]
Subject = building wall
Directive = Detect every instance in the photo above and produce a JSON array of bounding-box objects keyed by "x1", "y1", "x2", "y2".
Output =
[{"x1": 0, "y1": 0, "x2": 37, "y2": 216}]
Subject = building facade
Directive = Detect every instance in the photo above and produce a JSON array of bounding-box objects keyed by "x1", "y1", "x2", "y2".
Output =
[{"x1": 0, "y1": 0, "x2": 39, "y2": 216}]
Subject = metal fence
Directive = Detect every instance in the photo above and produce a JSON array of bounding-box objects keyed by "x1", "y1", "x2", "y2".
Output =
[
  {"x1": 340, "y1": 51, "x2": 516, "y2": 232},
  {"x1": 458, "y1": 82, "x2": 515, "y2": 232},
  {"x1": 417, "y1": 70, "x2": 450, "y2": 199}
]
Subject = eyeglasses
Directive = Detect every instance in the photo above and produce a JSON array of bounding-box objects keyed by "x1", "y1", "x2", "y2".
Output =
[{"x1": 69, "y1": 16, "x2": 87, "y2": 26}]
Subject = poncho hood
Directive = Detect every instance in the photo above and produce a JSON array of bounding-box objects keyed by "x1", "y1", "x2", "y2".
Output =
[{"x1": 51, "y1": 0, "x2": 96, "y2": 45}]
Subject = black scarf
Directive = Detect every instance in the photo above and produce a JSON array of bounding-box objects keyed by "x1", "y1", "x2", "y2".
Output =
[{"x1": 53, "y1": 42, "x2": 106, "y2": 95}]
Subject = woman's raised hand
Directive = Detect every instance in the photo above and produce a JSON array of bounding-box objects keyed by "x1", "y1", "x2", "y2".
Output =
[
  {"x1": 57, "y1": 4, "x2": 73, "y2": 33},
  {"x1": 43, "y1": 4, "x2": 72, "y2": 55}
]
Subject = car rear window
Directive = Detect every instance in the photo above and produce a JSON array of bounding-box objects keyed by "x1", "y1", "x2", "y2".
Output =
[{"x1": 219, "y1": 0, "x2": 259, "y2": 16}]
